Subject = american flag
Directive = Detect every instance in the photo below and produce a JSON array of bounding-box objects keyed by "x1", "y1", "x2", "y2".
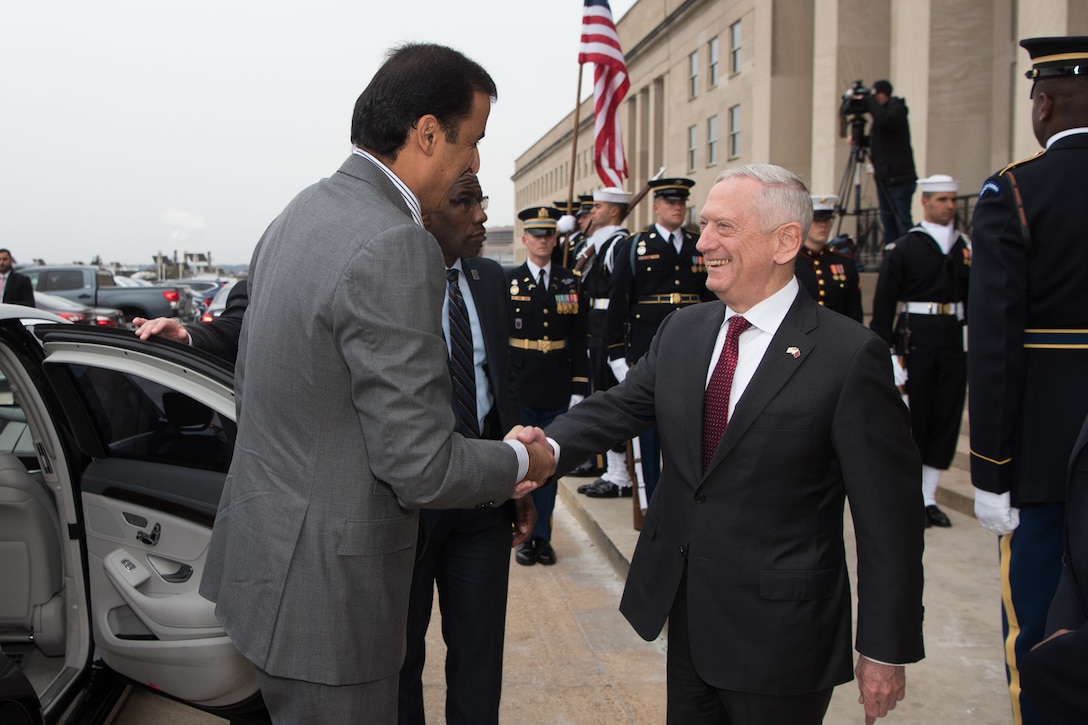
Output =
[{"x1": 579, "y1": 0, "x2": 629, "y2": 188}]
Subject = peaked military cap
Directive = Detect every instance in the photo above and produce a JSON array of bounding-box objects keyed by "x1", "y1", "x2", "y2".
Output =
[
  {"x1": 518, "y1": 206, "x2": 563, "y2": 236},
  {"x1": 648, "y1": 177, "x2": 695, "y2": 201},
  {"x1": 811, "y1": 194, "x2": 838, "y2": 221},
  {"x1": 1021, "y1": 36, "x2": 1088, "y2": 80}
]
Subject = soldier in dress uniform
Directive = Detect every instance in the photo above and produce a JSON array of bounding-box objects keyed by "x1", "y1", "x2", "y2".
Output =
[
  {"x1": 604, "y1": 177, "x2": 714, "y2": 503},
  {"x1": 551, "y1": 199, "x2": 579, "y2": 269},
  {"x1": 794, "y1": 194, "x2": 863, "y2": 322},
  {"x1": 508, "y1": 206, "x2": 589, "y2": 566},
  {"x1": 871, "y1": 174, "x2": 970, "y2": 530},
  {"x1": 968, "y1": 36, "x2": 1088, "y2": 725},
  {"x1": 574, "y1": 188, "x2": 635, "y2": 498}
]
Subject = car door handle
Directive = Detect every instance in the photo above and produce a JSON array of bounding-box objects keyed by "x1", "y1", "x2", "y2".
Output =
[
  {"x1": 136, "y1": 522, "x2": 161, "y2": 547},
  {"x1": 147, "y1": 554, "x2": 193, "y2": 584}
]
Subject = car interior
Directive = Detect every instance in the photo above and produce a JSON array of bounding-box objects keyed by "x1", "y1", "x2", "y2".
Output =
[{"x1": 0, "y1": 332, "x2": 259, "y2": 719}]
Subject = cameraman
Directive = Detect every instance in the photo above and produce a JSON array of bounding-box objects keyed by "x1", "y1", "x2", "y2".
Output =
[{"x1": 865, "y1": 79, "x2": 918, "y2": 245}]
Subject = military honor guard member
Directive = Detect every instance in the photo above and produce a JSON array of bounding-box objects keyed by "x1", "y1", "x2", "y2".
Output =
[
  {"x1": 575, "y1": 188, "x2": 635, "y2": 497},
  {"x1": 968, "y1": 36, "x2": 1088, "y2": 725},
  {"x1": 871, "y1": 174, "x2": 969, "y2": 530},
  {"x1": 508, "y1": 206, "x2": 589, "y2": 566},
  {"x1": 605, "y1": 177, "x2": 715, "y2": 503},
  {"x1": 794, "y1": 195, "x2": 863, "y2": 322}
]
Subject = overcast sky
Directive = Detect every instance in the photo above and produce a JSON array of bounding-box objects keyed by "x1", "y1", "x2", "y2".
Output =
[{"x1": 2, "y1": 0, "x2": 636, "y2": 267}]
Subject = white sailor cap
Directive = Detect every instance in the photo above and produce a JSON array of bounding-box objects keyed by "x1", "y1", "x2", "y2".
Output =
[
  {"x1": 917, "y1": 175, "x2": 959, "y2": 193},
  {"x1": 593, "y1": 187, "x2": 631, "y2": 205}
]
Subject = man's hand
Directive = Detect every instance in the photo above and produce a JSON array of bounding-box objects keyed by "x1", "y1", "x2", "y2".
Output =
[
  {"x1": 855, "y1": 657, "x2": 905, "y2": 724},
  {"x1": 505, "y1": 426, "x2": 555, "y2": 499},
  {"x1": 512, "y1": 495, "x2": 537, "y2": 547},
  {"x1": 133, "y1": 316, "x2": 190, "y2": 344},
  {"x1": 974, "y1": 489, "x2": 1020, "y2": 535}
]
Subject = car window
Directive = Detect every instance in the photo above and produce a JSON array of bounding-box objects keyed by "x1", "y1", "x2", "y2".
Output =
[
  {"x1": 0, "y1": 370, "x2": 35, "y2": 457},
  {"x1": 96, "y1": 271, "x2": 116, "y2": 288},
  {"x1": 45, "y1": 270, "x2": 88, "y2": 291},
  {"x1": 66, "y1": 363, "x2": 234, "y2": 472}
]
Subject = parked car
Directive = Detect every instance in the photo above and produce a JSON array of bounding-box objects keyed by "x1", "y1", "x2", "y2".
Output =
[
  {"x1": 32, "y1": 292, "x2": 126, "y2": 328},
  {"x1": 20, "y1": 266, "x2": 198, "y2": 324},
  {"x1": 111, "y1": 275, "x2": 150, "y2": 288},
  {"x1": 200, "y1": 279, "x2": 239, "y2": 322},
  {"x1": 0, "y1": 305, "x2": 268, "y2": 723},
  {"x1": 170, "y1": 278, "x2": 231, "y2": 312}
]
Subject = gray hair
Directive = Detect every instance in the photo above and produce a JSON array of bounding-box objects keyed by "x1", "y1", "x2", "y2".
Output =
[{"x1": 714, "y1": 164, "x2": 813, "y2": 239}]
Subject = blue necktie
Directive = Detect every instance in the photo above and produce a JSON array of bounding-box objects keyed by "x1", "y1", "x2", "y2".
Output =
[{"x1": 446, "y1": 268, "x2": 479, "y2": 439}]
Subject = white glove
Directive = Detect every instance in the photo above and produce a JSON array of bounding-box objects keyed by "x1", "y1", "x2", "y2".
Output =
[
  {"x1": 557, "y1": 215, "x2": 577, "y2": 234},
  {"x1": 609, "y1": 358, "x2": 629, "y2": 383},
  {"x1": 974, "y1": 489, "x2": 1020, "y2": 536},
  {"x1": 568, "y1": 394, "x2": 584, "y2": 409},
  {"x1": 890, "y1": 350, "x2": 908, "y2": 388}
]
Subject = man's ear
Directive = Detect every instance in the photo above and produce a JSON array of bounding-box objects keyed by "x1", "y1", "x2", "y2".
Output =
[
  {"x1": 1036, "y1": 91, "x2": 1054, "y2": 123},
  {"x1": 773, "y1": 222, "x2": 803, "y2": 264},
  {"x1": 414, "y1": 114, "x2": 441, "y2": 156}
]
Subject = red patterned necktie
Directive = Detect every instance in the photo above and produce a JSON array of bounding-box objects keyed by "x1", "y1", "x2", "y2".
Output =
[{"x1": 701, "y1": 315, "x2": 751, "y2": 471}]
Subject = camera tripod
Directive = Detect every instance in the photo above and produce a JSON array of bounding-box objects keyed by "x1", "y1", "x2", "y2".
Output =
[{"x1": 835, "y1": 113, "x2": 900, "y2": 265}]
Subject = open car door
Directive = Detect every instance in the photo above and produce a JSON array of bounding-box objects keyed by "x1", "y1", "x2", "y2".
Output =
[{"x1": 0, "y1": 321, "x2": 264, "y2": 722}]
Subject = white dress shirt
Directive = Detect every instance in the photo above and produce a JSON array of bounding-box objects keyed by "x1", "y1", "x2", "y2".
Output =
[{"x1": 706, "y1": 279, "x2": 799, "y2": 421}]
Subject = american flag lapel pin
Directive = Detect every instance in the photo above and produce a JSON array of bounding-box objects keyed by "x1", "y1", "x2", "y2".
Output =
[{"x1": 786, "y1": 346, "x2": 801, "y2": 359}]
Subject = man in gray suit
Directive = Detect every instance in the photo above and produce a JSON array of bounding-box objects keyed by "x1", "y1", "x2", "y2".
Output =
[
  {"x1": 198, "y1": 44, "x2": 553, "y2": 723},
  {"x1": 526, "y1": 165, "x2": 924, "y2": 723}
]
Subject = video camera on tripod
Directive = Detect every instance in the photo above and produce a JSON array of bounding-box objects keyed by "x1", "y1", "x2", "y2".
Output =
[{"x1": 838, "y1": 80, "x2": 872, "y2": 146}]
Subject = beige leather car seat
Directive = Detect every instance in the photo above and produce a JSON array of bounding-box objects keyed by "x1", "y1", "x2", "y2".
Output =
[{"x1": 0, "y1": 453, "x2": 65, "y2": 657}]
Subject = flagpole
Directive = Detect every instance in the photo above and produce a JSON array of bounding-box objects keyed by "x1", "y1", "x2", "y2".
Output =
[{"x1": 562, "y1": 63, "x2": 585, "y2": 268}]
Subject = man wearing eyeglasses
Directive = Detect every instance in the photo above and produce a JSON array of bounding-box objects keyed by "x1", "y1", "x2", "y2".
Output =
[
  {"x1": 399, "y1": 172, "x2": 536, "y2": 724},
  {"x1": 508, "y1": 206, "x2": 589, "y2": 567}
]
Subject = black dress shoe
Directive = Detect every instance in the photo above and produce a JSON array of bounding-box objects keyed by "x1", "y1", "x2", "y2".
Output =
[
  {"x1": 578, "y1": 477, "x2": 608, "y2": 494},
  {"x1": 583, "y1": 480, "x2": 632, "y2": 498},
  {"x1": 515, "y1": 541, "x2": 537, "y2": 566},
  {"x1": 573, "y1": 459, "x2": 605, "y2": 477},
  {"x1": 925, "y1": 505, "x2": 952, "y2": 528},
  {"x1": 534, "y1": 538, "x2": 557, "y2": 566}
]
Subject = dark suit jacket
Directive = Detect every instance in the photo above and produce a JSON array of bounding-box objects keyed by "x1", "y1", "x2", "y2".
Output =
[
  {"x1": 546, "y1": 289, "x2": 924, "y2": 695},
  {"x1": 462, "y1": 257, "x2": 518, "y2": 433},
  {"x1": 3, "y1": 272, "x2": 36, "y2": 307},
  {"x1": 186, "y1": 280, "x2": 248, "y2": 363},
  {"x1": 1021, "y1": 413, "x2": 1088, "y2": 722}
]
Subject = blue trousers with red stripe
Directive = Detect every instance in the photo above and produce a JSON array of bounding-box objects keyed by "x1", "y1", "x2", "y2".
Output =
[{"x1": 1000, "y1": 502, "x2": 1065, "y2": 725}]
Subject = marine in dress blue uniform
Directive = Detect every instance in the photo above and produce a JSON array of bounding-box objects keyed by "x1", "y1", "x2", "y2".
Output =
[
  {"x1": 968, "y1": 36, "x2": 1088, "y2": 725},
  {"x1": 794, "y1": 195, "x2": 863, "y2": 322},
  {"x1": 508, "y1": 206, "x2": 589, "y2": 567},
  {"x1": 605, "y1": 178, "x2": 714, "y2": 505}
]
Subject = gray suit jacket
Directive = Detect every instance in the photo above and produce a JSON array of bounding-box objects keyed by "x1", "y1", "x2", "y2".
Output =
[
  {"x1": 199, "y1": 154, "x2": 520, "y2": 685},
  {"x1": 547, "y1": 290, "x2": 924, "y2": 695}
]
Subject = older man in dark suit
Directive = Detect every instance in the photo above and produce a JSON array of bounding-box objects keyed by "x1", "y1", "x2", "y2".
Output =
[
  {"x1": 528, "y1": 164, "x2": 924, "y2": 723},
  {"x1": 197, "y1": 44, "x2": 553, "y2": 723}
]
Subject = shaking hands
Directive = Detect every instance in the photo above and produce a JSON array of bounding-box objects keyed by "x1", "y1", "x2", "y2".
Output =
[{"x1": 504, "y1": 425, "x2": 556, "y2": 499}]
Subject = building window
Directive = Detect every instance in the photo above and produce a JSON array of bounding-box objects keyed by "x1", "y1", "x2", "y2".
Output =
[
  {"x1": 730, "y1": 20, "x2": 742, "y2": 74},
  {"x1": 728, "y1": 105, "x2": 741, "y2": 158},
  {"x1": 689, "y1": 51, "x2": 699, "y2": 98},
  {"x1": 707, "y1": 116, "x2": 719, "y2": 165},
  {"x1": 688, "y1": 125, "x2": 698, "y2": 170},
  {"x1": 709, "y1": 37, "x2": 720, "y2": 87}
]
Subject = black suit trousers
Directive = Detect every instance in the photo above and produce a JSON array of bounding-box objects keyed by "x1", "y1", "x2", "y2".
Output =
[
  {"x1": 398, "y1": 505, "x2": 513, "y2": 725},
  {"x1": 666, "y1": 566, "x2": 833, "y2": 725}
]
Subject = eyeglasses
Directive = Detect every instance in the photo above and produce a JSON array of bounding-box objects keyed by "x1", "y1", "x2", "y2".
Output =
[{"x1": 450, "y1": 196, "x2": 489, "y2": 211}]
